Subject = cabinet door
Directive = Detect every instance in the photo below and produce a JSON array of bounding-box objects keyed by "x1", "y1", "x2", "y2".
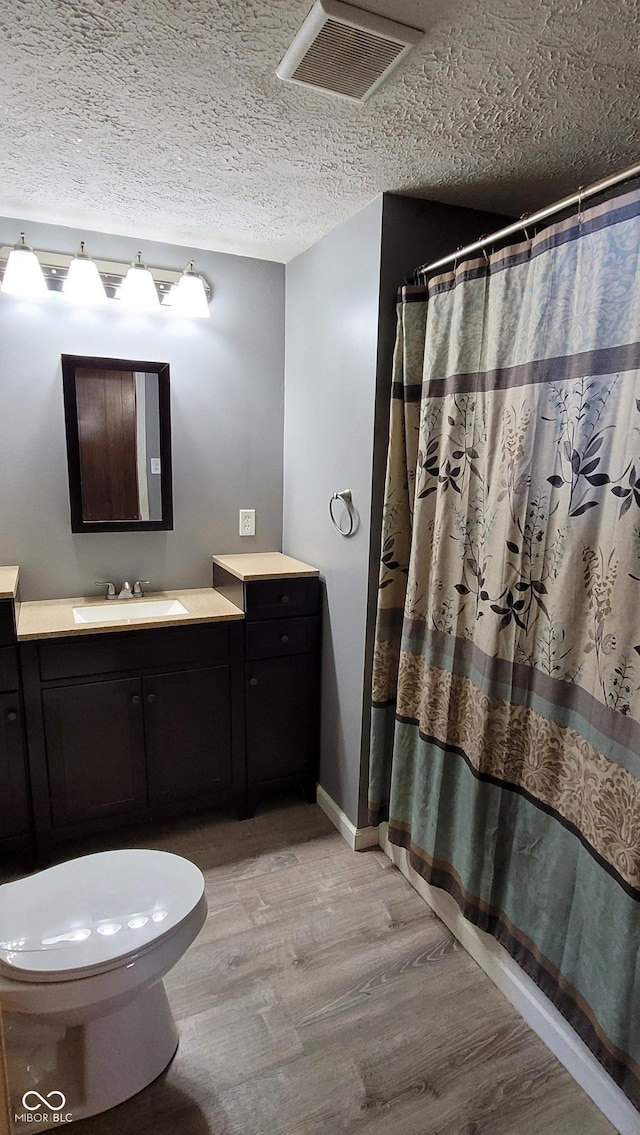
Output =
[
  {"x1": 246, "y1": 654, "x2": 319, "y2": 784},
  {"x1": 144, "y1": 667, "x2": 233, "y2": 803},
  {"x1": 0, "y1": 693, "x2": 30, "y2": 838},
  {"x1": 42, "y1": 678, "x2": 146, "y2": 827}
]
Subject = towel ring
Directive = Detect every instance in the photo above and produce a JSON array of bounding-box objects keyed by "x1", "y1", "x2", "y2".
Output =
[{"x1": 329, "y1": 490, "x2": 357, "y2": 537}]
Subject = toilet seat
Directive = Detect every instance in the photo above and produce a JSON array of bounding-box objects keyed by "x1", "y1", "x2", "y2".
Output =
[{"x1": 0, "y1": 848, "x2": 205, "y2": 984}]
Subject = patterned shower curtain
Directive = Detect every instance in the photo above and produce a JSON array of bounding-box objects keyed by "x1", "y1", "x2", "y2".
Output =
[{"x1": 369, "y1": 186, "x2": 640, "y2": 1107}]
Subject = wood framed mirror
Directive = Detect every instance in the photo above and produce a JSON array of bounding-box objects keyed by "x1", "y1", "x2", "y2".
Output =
[{"x1": 61, "y1": 354, "x2": 173, "y2": 533}]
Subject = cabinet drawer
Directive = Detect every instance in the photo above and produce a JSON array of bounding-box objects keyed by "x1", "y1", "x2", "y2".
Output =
[
  {"x1": 245, "y1": 577, "x2": 319, "y2": 621},
  {"x1": 0, "y1": 647, "x2": 19, "y2": 691},
  {"x1": 246, "y1": 616, "x2": 320, "y2": 660},
  {"x1": 38, "y1": 624, "x2": 231, "y2": 682}
]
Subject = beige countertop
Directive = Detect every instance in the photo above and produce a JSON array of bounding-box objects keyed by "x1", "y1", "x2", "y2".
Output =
[
  {"x1": 0, "y1": 566, "x2": 19, "y2": 599},
  {"x1": 17, "y1": 587, "x2": 244, "y2": 641},
  {"x1": 212, "y1": 552, "x2": 319, "y2": 581}
]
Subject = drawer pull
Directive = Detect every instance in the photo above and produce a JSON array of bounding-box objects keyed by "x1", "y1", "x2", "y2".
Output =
[
  {"x1": 280, "y1": 634, "x2": 289, "y2": 644},
  {"x1": 131, "y1": 694, "x2": 141, "y2": 705},
  {"x1": 280, "y1": 595, "x2": 290, "y2": 605},
  {"x1": 6, "y1": 709, "x2": 17, "y2": 722},
  {"x1": 249, "y1": 677, "x2": 258, "y2": 686},
  {"x1": 147, "y1": 693, "x2": 157, "y2": 704}
]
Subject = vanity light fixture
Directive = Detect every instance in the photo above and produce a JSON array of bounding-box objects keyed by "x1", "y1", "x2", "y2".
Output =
[
  {"x1": 63, "y1": 241, "x2": 108, "y2": 305},
  {"x1": 170, "y1": 261, "x2": 211, "y2": 319},
  {"x1": 0, "y1": 232, "x2": 48, "y2": 298},
  {"x1": 0, "y1": 235, "x2": 212, "y2": 317},
  {"x1": 118, "y1": 251, "x2": 161, "y2": 312}
]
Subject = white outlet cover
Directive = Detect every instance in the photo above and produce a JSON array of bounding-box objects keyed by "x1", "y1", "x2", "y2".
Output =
[{"x1": 239, "y1": 509, "x2": 256, "y2": 536}]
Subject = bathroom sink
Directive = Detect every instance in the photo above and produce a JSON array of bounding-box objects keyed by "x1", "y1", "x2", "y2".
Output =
[{"x1": 73, "y1": 599, "x2": 188, "y2": 624}]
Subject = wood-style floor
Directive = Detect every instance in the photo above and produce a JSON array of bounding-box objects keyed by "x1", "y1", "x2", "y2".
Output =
[{"x1": 7, "y1": 803, "x2": 616, "y2": 1134}]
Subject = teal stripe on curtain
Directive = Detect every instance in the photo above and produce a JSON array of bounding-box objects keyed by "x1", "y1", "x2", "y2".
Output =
[
  {"x1": 370, "y1": 184, "x2": 640, "y2": 1110},
  {"x1": 386, "y1": 719, "x2": 640, "y2": 1094}
]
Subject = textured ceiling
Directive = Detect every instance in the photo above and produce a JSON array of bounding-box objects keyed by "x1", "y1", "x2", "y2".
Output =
[{"x1": 0, "y1": 0, "x2": 638, "y2": 261}]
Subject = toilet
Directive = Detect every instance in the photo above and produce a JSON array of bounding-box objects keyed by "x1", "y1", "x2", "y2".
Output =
[{"x1": 0, "y1": 848, "x2": 207, "y2": 1127}]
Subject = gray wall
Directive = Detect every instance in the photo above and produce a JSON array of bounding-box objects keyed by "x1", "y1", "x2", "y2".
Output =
[
  {"x1": 284, "y1": 193, "x2": 511, "y2": 827},
  {"x1": 0, "y1": 217, "x2": 285, "y2": 600},
  {"x1": 283, "y1": 197, "x2": 384, "y2": 826}
]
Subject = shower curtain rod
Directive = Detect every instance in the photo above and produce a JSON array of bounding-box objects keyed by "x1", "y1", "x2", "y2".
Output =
[{"x1": 416, "y1": 159, "x2": 640, "y2": 277}]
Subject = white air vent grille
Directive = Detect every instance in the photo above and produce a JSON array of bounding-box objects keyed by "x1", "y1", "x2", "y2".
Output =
[
  {"x1": 291, "y1": 20, "x2": 404, "y2": 101},
  {"x1": 277, "y1": 0, "x2": 423, "y2": 103}
]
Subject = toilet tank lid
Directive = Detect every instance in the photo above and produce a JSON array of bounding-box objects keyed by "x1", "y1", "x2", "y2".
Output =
[{"x1": 0, "y1": 849, "x2": 205, "y2": 980}]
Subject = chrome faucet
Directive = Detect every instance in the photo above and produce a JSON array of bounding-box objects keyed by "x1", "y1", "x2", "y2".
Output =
[{"x1": 96, "y1": 580, "x2": 150, "y2": 600}]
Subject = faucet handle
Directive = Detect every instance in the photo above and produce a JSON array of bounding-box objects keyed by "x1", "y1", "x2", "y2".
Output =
[
  {"x1": 133, "y1": 580, "x2": 150, "y2": 597},
  {"x1": 96, "y1": 581, "x2": 117, "y2": 600}
]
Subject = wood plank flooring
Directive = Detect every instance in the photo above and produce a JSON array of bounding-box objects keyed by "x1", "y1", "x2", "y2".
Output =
[{"x1": 4, "y1": 803, "x2": 617, "y2": 1134}]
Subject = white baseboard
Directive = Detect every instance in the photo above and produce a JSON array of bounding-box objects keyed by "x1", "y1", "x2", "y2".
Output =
[
  {"x1": 315, "y1": 784, "x2": 379, "y2": 851},
  {"x1": 379, "y1": 823, "x2": 639, "y2": 1135}
]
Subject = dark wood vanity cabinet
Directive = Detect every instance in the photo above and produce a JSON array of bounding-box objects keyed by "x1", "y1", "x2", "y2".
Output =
[
  {"x1": 41, "y1": 667, "x2": 233, "y2": 826},
  {"x1": 0, "y1": 592, "x2": 32, "y2": 858},
  {"x1": 245, "y1": 579, "x2": 320, "y2": 811},
  {"x1": 17, "y1": 558, "x2": 321, "y2": 858},
  {"x1": 214, "y1": 566, "x2": 321, "y2": 812},
  {"x1": 246, "y1": 653, "x2": 319, "y2": 782},
  {"x1": 0, "y1": 677, "x2": 31, "y2": 844},
  {"x1": 41, "y1": 677, "x2": 147, "y2": 827},
  {"x1": 144, "y1": 667, "x2": 233, "y2": 804},
  {"x1": 21, "y1": 622, "x2": 245, "y2": 858}
]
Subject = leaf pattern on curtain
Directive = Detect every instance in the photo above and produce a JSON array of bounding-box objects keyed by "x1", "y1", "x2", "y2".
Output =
[
  {"x1": 370, "y1": 185, "x2": 640, "y2": 1109},
  {"x1": 378, "y1": 368, "x2": 640, "y2": 715}
]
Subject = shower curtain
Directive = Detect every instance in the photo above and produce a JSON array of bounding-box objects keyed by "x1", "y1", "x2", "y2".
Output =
[{"x1": 369, "y1": 186, "x2": 640, "y2": 1107}]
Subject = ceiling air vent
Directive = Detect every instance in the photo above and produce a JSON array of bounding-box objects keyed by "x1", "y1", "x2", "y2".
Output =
[{"x1": 276, "y1": 0, "x2": 423, "y2": 103}]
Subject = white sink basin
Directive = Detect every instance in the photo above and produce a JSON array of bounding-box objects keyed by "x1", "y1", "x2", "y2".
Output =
[{"x1": 73, "y1": 599, "x2": 188, "y2": 625}]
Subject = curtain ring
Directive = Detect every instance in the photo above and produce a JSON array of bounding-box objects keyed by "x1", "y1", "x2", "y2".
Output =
[
  {"x1": 520, "y1": 213, "x2": 531, "y2": 243},
  {"x1": 329, "y1": 490, "x2": 357, "y2": 537},
  {"x1": 577, "y1": 186, "x2": 584, "y2": 226}
]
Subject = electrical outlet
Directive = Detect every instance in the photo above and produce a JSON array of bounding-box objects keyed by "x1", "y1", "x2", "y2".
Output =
[{"x1": 239, "y1": 509, "x2": 255, "y2": 536}]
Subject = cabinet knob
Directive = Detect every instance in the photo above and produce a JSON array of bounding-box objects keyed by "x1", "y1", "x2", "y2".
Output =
[
  {"x1": 131, "y1": 695, "x2": 141, "y2": 705},
  {"x1": 6, "y1": 710, "x2": 17, "y2": 722},
  {"x1": 147, "y1": 693, "x2": 157, "y2": 704},
  {"x1": 280, "y1": 634, "x2": 289, "y2": 644},
  {"x1": 249, "y1": 677, "x2": 258, "y2": 686},
  {"x1": 280, "y1": 594, "x2": 290, "y2": 605}
]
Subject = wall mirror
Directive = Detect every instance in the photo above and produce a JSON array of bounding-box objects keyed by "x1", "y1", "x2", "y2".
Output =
[{"x1": 61, "y1": 354, "x2": 173, "y2": 533}]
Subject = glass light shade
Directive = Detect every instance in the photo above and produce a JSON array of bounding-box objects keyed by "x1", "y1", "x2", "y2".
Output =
[
  {"x1": 63, "y1": 245, "x2": 108, "y2": 305},
  {"x1": 1, "y1": 235, "x2": 48, "y2": 299},
  {"x1": 118, "y1": 253, "x2": 160, "y2": 312},
  {"x1": 171, "y1": 264, "x2": 210, "y2": 319}
]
